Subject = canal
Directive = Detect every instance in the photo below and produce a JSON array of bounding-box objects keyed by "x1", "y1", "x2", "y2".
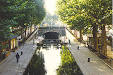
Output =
[
  {"x1": 39, "y1": 44, "x2": 61, "y2": 75},
  {"x1": 24, "y1": 44, "x2": 82, "y2": 75}
]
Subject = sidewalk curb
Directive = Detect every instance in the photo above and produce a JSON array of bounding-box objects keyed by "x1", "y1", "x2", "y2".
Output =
[
  {"x1": 89, "y1": 49, "x2": 113, "y2": 70},
  {"x1": 0, "y1": 57, "x2": 7, "y2": 65},
  {"x1": 68, "y1": 46, "x2": 84, "y2": 75},
  {"x1": 26, "y1": 29, "x2": 38, "y2": 41},
  {"x1": 102, "y1": 60, "x2": 113, "y2": 70}
]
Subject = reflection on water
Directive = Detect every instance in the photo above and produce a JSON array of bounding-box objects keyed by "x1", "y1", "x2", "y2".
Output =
[
  {"x1": 24, "y1": 52, "x2": 46, "y2": 75},
  {"x1": 38, "y1": 44, "x2": 61, "y2": 75}
]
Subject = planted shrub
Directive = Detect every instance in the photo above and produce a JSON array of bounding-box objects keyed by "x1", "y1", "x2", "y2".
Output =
[{"x1": 57, "y1": 46, "x2": 83, "y2": 75}]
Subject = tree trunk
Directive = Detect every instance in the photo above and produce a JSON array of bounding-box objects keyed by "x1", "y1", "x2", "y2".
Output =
[
  {"x1": 25, "y1": 27, "x2": 27, "y2": 38},
  {"x1": 30, "y1": 26, "x2": 32, "y2": 34},
  {"x1": 92, "y1": 24, "x2": 99, "y2": 51},
  {"x1": 21, "y1": 29, "x2": 23, "y2": 39},
  {"x1": 101, "y1": 24, "x2": 107, "y2": 56},
  {"x1": 80, "y1": 29, "x2": 83, "y2": 42}
]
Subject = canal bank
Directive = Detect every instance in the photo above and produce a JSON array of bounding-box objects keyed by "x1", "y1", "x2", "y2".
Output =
[
  {"x1": 0, "y1": 41, "x2": 37, "y2": 75},
  {"x1": 23, "y1": 51, "x2": 46, "y2": 75},
  {"x1": 66, "y1": 29, "x2": 113, "y2": 75},
  {"x1": 0, "y1": 29, "x2": 37, "y2": 75}
]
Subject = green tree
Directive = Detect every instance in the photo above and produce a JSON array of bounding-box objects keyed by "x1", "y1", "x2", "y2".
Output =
[
  {"x1": 57, "y1": 0, "x2": 112, "y2": 56},
  {"x1": 84, "y1": 0, "x2": 112, "y2": 56},
  {"x1": 0, "y1": 0, "x2": 46, "y2": 40},
  {"x1": 70, "y1": 15, "x2": 89, "y2": 41},
  {"x1": 56, "y1": 0, "x2": 90, "y2": 41},
  {"x1": 0, "y1": 0, "x2": 46, "y2": 49},
  {"x1": 0, "y1": 0, "x2": 15, "y2": 41}
]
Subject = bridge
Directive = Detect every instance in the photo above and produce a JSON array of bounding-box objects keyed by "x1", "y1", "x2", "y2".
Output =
[
  {"x1": 38, "y1": 26, "x2": 66, "y2": 37},
  {"x1": 37, "y1": 26, "x2": 67, "y2": 45}
]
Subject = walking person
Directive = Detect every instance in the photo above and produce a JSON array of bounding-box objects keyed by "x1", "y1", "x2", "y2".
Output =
[
  {"x1": 16, "y1": 53, "x2": 20, "y2": 63},
  {"x1": 77, "y1": 46, "x2": 79, "y2": 50},
  {"x1": 69, "y1": 39, "x2": 71, "y2": 45},
  {"x1": 21, "y1": 51, "x2": 23, "y2": 55}
]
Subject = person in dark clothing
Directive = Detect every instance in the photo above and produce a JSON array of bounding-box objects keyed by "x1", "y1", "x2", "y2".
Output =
[
  {"x1": 21, "y1": 51, "x2": 23, "y2": 55},
  {"x1": 77, "y1": 46, "x2": 79, "y2": 50},
  {"x1": 16, "y1": 53, "x2": 20, "y2": 63},
  {"x1": 69, "y1": 39, "x2": 71, "y2": 45}
]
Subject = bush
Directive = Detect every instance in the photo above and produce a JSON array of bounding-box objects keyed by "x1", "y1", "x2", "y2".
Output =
[{"x1": 57, "y1": 46, "x2": 83, "y2": 75}]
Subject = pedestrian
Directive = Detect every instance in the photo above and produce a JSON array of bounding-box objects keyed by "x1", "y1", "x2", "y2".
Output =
[
  {"x1": 69, "y1": 39, "x2": 70, "y2": 43},
  {"x1": 16, "y1": 53, "x2": 20, "y2": 63},
  {"x1": 77, "y1": 46, "x2": 79, "y2": 50},
  {"x1": 69, "y1": 39, "x2": 71, "y2": 45},
  {"x1": 21, "y1": 51, "x2": 23, "y2": 55}
]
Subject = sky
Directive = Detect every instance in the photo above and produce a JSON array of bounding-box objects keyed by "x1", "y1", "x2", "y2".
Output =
[{"x1": 44, "y1": 0, "x2": 57, "y2": 15}]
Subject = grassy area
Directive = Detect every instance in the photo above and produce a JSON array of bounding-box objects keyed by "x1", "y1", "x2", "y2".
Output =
[{"x1": 57, "y1": 46, "x2": 83, "y2": 75}]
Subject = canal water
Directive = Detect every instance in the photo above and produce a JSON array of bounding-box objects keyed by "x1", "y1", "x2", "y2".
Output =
[{"x1": 38, "y1": 44, "x2": 61, "y2": 75}]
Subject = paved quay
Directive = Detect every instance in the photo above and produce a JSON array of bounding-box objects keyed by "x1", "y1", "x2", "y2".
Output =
[
  {"x1": 0, "y1": 30, "x2": 38, "y2": 75},
  {"x1": 66, "y1": 29, "x2": 113, "y2": 75},
  {"x1": 0, "y1": 41, "x2": 37, "y2": 75}
]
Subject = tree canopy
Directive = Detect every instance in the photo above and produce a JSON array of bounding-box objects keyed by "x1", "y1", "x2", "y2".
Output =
[
  {"x1": 0, "y1": 0, "x2": 46, "y2": 41},
  {"x1": 56, "y1": 0, "x2": 91, "y2": 40},
  {"x1": 56, "y1": 0, "x2": 112, "y2": 55},
  {"x1": 56, "y1": 0, "x2": 112, "y2": 32}
]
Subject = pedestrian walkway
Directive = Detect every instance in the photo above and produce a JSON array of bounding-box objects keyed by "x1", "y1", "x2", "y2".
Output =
[
  {"x1": 0, "y1": 40, "x2": 37, "y2": 75},
  {"x1": 66, "y1": 29, "x2": 113, "y2": 75}
]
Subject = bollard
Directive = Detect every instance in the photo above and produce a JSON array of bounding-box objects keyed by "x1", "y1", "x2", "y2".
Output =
[{"x1": 88, "y1": 58, "x2": 90, "y2": 62}]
